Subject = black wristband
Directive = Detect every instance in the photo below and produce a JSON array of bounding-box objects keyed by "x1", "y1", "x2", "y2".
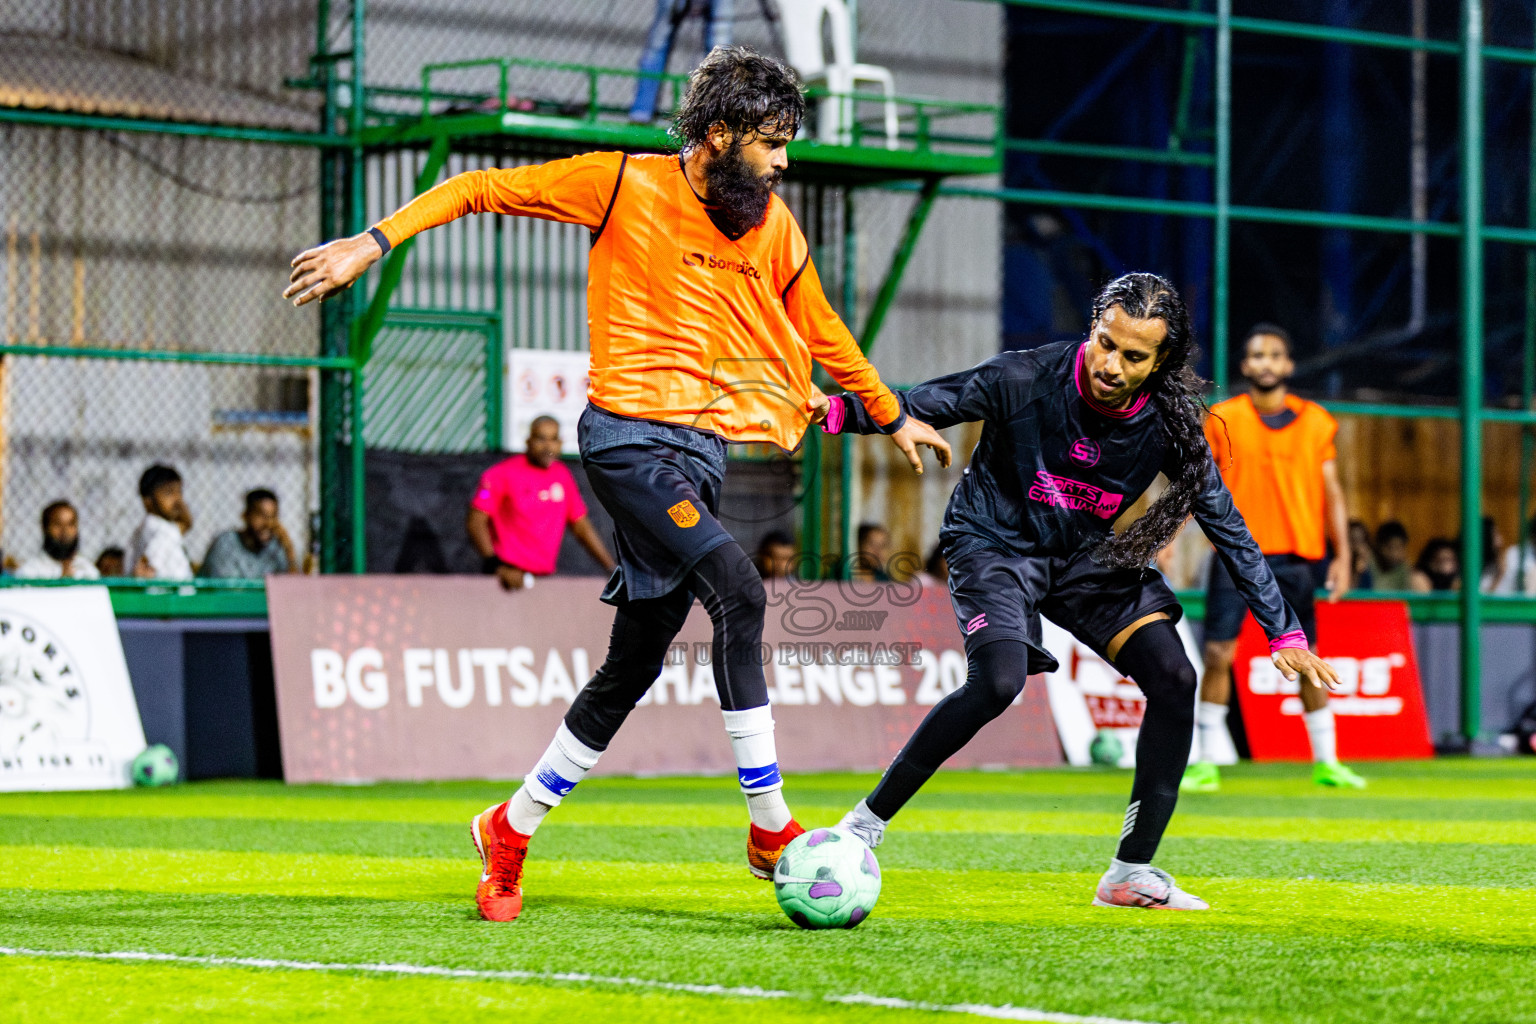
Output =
[
  {"x1": 367, "y1": 226, "x2": 392, "y2": 256},
  {"x1": 482, "y1": 554, "x2": 503, "y2": 574}
]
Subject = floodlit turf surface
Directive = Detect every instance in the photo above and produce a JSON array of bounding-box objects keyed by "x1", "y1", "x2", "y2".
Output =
[{"x1": 2, "y1": 760, "x2": 1532, "y2": 1023}]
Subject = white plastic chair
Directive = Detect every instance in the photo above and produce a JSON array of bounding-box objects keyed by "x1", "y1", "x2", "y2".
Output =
[{"x1": 775, "y1": 0, "x2": 899, "y2": 148}]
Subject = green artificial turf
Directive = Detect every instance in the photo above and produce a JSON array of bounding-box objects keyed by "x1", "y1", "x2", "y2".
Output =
[{"x1": 1, "y1": 760, "x2": 1531, "y2": 1023}]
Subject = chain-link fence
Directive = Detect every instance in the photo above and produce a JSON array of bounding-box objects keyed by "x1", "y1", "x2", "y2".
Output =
[{"x1": 0, "y1": 124, "x2": 324, "y2": 580}]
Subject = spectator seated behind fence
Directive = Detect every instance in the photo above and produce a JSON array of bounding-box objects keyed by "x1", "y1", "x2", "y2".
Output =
[
  {"x1": 466, "y1": 416, "x2": 616, "y2": 592},
  {"x1": 1371, "y1": 520, "x2": 1413, "y2": 591},
  {"x1": 1411, "y1": 537, "x2": 1460, "y2": 592},
  {"x1": 754, "y1": 529, "x2": 797, "y2": 579},
  {"x1": 128, "y1": 464, "x2": 194, "y2": 580},
  {"x1": 200, "y1": 489, "x2": 298, "y2": 579},
  {"x1": 851, "y1": 522, "x2": 892, "y2": 582},
  {"x1": 1495, "y1": 515, "x2": 1536, "y2": 595},
  {"x1": 95, "y1": 547, "x2": 126, "y2": 578},
  {"x1": 15, "y1": 501, "x2": 100, "y2": 580}
]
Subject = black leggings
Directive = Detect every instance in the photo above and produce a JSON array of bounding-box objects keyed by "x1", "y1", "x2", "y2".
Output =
[
  {"x1": 565, "y1": 542, "x2": 768, "y2": 750},
  {"x1": 865, "y1": 620, "x2": 1195, "y2": 864}
]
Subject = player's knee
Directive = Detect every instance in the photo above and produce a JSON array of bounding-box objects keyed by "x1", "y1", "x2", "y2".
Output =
[
  {"x1": 964, "y1": 640, "x2": 1029, "y2": 712},
  {"x1": 735, "y1": 572, "x2": 767, "y2": 618}
]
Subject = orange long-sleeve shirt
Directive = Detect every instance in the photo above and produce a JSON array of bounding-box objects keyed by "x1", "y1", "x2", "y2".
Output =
[{"x1": 374, "y1": 151, "x2": 902, "y2": 451}]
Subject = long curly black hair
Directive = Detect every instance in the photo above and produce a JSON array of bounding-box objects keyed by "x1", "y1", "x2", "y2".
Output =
[
  {"x1": 672, "y1": 46, "x2": 805, "y2": 148},
  {"x1": 1088, "y1": 273, "x2": 1214, "y2": 569}
]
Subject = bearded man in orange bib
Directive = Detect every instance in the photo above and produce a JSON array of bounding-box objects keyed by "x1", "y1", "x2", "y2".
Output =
[{"x1": 285, "y1": 47, "x2": 950, "y2": 921}]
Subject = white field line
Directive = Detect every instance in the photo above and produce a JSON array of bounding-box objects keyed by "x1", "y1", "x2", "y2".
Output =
[{"x1": 0, "y1": 946, "x2": 1171, "y2": 1024}]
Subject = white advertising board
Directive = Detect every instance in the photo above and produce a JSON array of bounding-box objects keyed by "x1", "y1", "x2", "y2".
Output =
[
  {"x1": 505, "y1": 348, "x2": 591, "y2": 455},
  {"x1": 1042, "y1": 617, "x2": 1220, "y2": 768},
  {"x1": 0, "y1": 587, "x2": 146, "y2": 791}
]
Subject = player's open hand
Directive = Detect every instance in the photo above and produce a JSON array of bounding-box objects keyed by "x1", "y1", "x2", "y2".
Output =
[
  {"x1": 890, "y1": 418, "x2": 952, "y2": 475},
  {"x1": 285, "y1": 233, "x2": 385, "y2": 307},
  {"x1": 1272, "y1": 648, "x2": 1339, "y2": 690}
]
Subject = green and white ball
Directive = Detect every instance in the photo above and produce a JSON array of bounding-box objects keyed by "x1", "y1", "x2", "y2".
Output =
[
  {"x1": 773, "y1": 826, "x2": 881, "y2": 929},
  {"x1": 131, "y1": 744, "x2": 180, "y2": 787}
]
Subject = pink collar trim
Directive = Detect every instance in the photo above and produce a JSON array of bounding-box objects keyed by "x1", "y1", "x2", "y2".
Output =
[{"x1": 1074, "y1": 343, "x2": 1150, "y2": 419}]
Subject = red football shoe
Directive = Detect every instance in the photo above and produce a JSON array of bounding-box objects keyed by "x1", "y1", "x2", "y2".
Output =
[
  {"x1": 747, "y1": 819, "x2": 805, "y2": 880},
  {"x1": 470, "y1": 802, "x2": 530, "y2": 921}
]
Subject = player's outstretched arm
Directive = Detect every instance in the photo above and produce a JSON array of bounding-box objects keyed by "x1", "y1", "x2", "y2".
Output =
[
  {"x1": 286, "y1": 153, "x2": 622, "y2": 308},
  {"x1": 1187, "y1": 456, "x2": 1310, "y2": 646},
  {"x1": 285, "y1": 233, "x2": 385, "y2": 307}
]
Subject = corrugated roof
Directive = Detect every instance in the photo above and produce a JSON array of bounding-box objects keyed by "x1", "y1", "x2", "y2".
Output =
[{"x1": 0, "y1": 34, "x2": 317, "y2": 130}]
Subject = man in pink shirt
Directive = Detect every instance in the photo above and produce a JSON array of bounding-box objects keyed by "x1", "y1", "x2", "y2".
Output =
[{"x1": 467, "y1": 416, "x2": 616, "y2": 590}]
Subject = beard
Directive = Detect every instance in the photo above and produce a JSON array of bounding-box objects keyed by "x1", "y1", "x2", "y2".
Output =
[
  {"x1": 702, "y1": 144, "x2": 782, "y2": 237},
  {"x1": 44, "y1": 535, "x2": 79, "y2": 562}
]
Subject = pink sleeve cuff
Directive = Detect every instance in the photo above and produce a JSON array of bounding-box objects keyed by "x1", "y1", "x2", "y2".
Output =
[
  {"x1": 1269, "y1": 630, "x2": 1309, "y2": 654},
  {"x1": 822, "y1": 395, "x2": 846, "y2": 435}
]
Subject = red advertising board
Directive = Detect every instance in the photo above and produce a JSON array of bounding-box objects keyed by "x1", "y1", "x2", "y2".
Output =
[
  {"x1": 267, "y1": 575, "x2": 1062, "y2": 783},
  {"x1": 1232, "y1": 600, "x2": 1433, "y2": 760}
]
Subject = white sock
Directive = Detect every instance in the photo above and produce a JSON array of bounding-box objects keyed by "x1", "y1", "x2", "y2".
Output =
[
  {"x1": 837, "y1": 798, "x2": 887, "y2": 849},
  {"x1": 723, "y1": 705, "x2": 792, "y2": 831},
  {"x1": 1104, "y1": 856, "x2": 1146, "y2": 883},
  {"x1": 1195, "y1": 701, "x2": 1229, "y2": 764},
  {"x1": 1304, "y1": 706, "x2": 1338, "y2": 764},
  {"x1": 504, "y1": 786, "x2": 552, "y2": 836},
  {"x1": 523, "y1": 722, "x2": 603, "y2": 806}
]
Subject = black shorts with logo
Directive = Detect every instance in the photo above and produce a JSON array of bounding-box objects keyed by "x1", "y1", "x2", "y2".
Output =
[
  {"x1": 1204, "y1": 552, "x2": 1317, "y2": 644},
  {"x1": 946, "y1": 546, "x2": 1183, "y2": 674},
  {"x1": 578, "y1": 404, "x2": 736, "y2": 605}
]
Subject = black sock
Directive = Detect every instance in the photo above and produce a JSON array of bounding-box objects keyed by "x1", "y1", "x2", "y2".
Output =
[
  {"x1": 1110, "y1": 620, "x2": 1197, "y2": 864},
  {"x1": 867, "y1": 639, "x2": 1030, "y2": 821}
]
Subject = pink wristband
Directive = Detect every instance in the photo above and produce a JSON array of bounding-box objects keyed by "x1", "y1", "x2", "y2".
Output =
[
  {"x1": 1269, "y1": 630, "x2": 1309, "y2": 654},
  {"x1": 822, "y1": 395, "x2": 846, "y2": 435}
]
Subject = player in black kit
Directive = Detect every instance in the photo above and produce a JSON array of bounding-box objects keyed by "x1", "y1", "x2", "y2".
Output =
[{"x1": 822, "y1": 273, "x2": 1339, "y2": 909}]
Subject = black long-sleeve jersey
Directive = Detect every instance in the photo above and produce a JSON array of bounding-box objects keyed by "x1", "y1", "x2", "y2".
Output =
[{"x1": 829, "y1": 339, "x2": 1304, "y2": 645}]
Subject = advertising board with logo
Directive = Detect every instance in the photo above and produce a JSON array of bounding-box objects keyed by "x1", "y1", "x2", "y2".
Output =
[
  {"x1": 1041, "y1": 617, "x2": 1206, "y2": 767},
  {"x1": 0, "y1": 587, "x2": 146, "y2": 791},
  {"x1": 1232, "y1": 600, "x2": 1433, "y2": 760},
  {"x1": 267, "y1": 576, "x2": 1063, "y2": 783},
  {"x1": 505, "y1": 348, "x2": 589, "y2": 454}
]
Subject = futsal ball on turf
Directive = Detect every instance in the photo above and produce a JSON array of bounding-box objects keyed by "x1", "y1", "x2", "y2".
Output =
[
  {"x1": 773, "y1": 826, "x2": 881, "y2": 929},
  {"x1": 131, "y1": 744, "x2": 180, "y2": 787},
  {"x1": 1089, "y1": 729, "x2": 1124, "y2": 766}
]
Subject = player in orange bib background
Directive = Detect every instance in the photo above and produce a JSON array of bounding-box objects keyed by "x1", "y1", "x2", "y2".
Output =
[
  {"x1": 285, "y1": 47, "x2": 950, "y2": 921},
  {"x1": 1183, "y1": 324, "x2": 1365, "y2": 793}
]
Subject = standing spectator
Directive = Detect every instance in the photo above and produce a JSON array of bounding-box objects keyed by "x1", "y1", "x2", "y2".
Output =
[
  {"x1": 629, "y1": 0, "x2": 734, "y2": 122},
  {"x1": 754, "y1": 529, "x2": 797, "y2": 579},
  {"x1": 200, "y1": 489, "x2": 299, "y2": 578},
  {"x1": 851, "y1": 522, "x2": 892, "y2": 582},
  {"x1": 1184, "y1": 323, "x2": 1363, "y2": 792},
  {"x1": 16, "y1": 501, "x2": 100, "y2": 579},
  {"x1": 467, "y1": 416, "x2": 616, "y2": 591},
  {"x1": 95, "y1": 547, "x2": 126, "y2": 578},
  {"x1": 1495, "y1": 515, "x2": 1536, "y2": 595},
  {"x1": 1347, "y1": 519, "x2": 1374, "y2": 590},
  {"x1": 1371, "y1": 521, "x2": 1413, "y2": 591},
  {"x1": 128, "y1": 464, "x2": 193, "y2": 580},
  {"x1": 1411, "y1": 538, "x2": 1460, "y2": 592}
]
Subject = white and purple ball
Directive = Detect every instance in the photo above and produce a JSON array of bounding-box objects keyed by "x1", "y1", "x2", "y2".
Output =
[{"x1": 772, "y1": 826, "x2": 881, "y2": 929}]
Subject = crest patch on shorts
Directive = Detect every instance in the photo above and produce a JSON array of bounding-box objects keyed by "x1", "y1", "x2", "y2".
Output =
[{"x1": 667, "y1": 500, "x2": 701, "y2": 528}]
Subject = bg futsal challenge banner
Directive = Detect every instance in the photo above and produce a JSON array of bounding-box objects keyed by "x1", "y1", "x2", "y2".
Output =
[
  {"x1": 1232, "y1": 600, "x2": 1434, "y2": 760},
  {"x1": 267, "y1": 576, "x2": 1063, "y2": 783}
]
